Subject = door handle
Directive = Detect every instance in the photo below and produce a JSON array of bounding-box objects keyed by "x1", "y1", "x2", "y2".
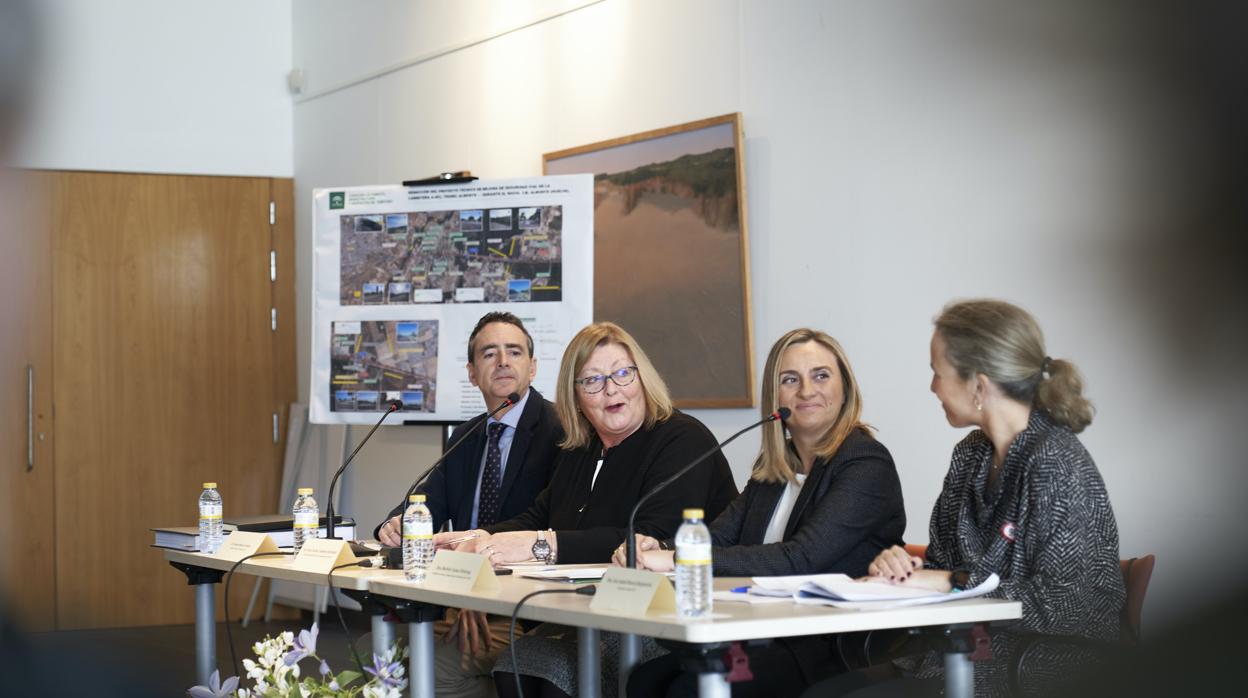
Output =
[{"x1": 27, "y1": 365, "x2": 34, "y2": 471}]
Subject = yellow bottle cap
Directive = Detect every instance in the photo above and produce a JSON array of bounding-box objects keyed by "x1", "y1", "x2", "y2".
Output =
[
  {"x1": 683, "y1": 508, "x2": 704, "y2": 519},
  {"x1": 409, "y1": 494, "x2": 426, "y2": 503},
  {"x1": 203, "y1": 482, "x2": 217, "y2": 489},
  {"x1": 297, "y1": 487, "x2": 313, "y2": 495}
]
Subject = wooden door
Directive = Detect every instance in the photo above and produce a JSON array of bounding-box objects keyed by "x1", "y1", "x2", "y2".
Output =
[
  {"x1": 0, "y1": 170, "x2": 57, "y2": 631},
  {"x1": 50, "y1": 171, "x2": 294, "y2": 629}
]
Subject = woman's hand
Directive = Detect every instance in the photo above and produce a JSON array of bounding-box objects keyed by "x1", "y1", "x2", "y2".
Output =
[
  {"x1": 867, "y1": 545, "x2": 924, "y2": 582},
  {"x1": 473, "y1": 530, "x2": 539, "y2": 566},
  {"x1": 610, "y1": 534, "x2": 662, "y2": 567},
  {"x1": 877, "y1": 568, "x2": 953, "y2": 592},
  {"x1": 636, "y1": 549, "x2": 676, "y2": 573},
  {"x1": 443, "y1": 609, "x2": 494, "y2": 655},
  {"x1": 378, "y1": 515, "x2": 403, "y2": 547}
]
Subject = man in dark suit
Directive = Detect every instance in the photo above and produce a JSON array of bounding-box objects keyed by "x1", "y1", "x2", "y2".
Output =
[{"x1": 374, "y1": 311, "x2": 561, "y2": 698}]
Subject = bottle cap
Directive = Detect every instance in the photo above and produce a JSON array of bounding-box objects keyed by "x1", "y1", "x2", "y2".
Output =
[
  {"x1": 409, "y1": 494, "x2": 426, "y2": 503},
  {"x1": 202, "y1": 482, "x2": 217, "y2": 489},
  {"x1": 682, "y1": 508, "x2": 704, "y2": 520},
  {"x1": 297, "y1": 487, "x2": 313, "y2": 495}
]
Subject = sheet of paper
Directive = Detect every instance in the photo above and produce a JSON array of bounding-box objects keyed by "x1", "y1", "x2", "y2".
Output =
[
  {"x1": 519, "y1": 565, "x2": 609, "y2": 581},
  {"x1": 796, "y1": 574, "x2": 1002, "y2": 608},
  {"x1": 712, "y1": 590, "x2": 792, "y2": 605}
]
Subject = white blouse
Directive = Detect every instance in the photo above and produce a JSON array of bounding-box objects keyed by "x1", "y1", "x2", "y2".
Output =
[{"x1": 762, "y1": 472, "x2": 807, "y2": 544}]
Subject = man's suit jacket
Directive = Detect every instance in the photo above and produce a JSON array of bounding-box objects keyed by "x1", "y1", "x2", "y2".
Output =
[{"x1": 374, "y1": 388, "x2": 562, "y2": 537}]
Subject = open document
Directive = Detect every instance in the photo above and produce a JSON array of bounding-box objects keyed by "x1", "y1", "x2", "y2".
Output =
[{"x1": 726, "y1": 573, "x2": 1001, "y2": 609}]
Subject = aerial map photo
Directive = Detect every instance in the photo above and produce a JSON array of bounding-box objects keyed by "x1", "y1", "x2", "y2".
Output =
[
  {"x1": 330, "y1": 320, "x2": 438, "y2": 412},
  {"x1": 339, "y1": 206, "x2": 563, "y2": 305}
]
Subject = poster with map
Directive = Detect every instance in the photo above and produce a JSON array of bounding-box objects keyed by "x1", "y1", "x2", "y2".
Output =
[{"x1": 310, "y1": 176, "x2": 593, "y2": 424}]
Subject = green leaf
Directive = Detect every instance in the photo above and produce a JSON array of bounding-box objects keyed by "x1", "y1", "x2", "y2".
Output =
[{"x1": 335, "y1": 670, "x2": 362, "y2": 687}]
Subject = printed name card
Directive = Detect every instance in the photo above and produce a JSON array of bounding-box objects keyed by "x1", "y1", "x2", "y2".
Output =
[
  {"x1": 422, "y1": 550, "x2": 500, "y2": 594},
  {"x1": 214, "y1": 531, "x2": 279, "y2": 562},
  {"x1": 590, "y1": 567, "x2": 675, "y2": 615},
  {"x1": 290, "y1": 538, "x2": 358, "y2": 575}
]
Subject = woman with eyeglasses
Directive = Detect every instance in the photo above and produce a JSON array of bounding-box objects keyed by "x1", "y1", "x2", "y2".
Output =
[{"x1": 435, "y1": 321, "x2": 737, "y2": 698}]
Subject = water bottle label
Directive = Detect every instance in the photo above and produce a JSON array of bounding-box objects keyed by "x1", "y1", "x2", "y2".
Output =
[
  {"x1": 199, "y1": 504, "x2": 222, "y2": 519},
  {"x1": 403, "y1": 520, "x2": 433, "y2": 539},
  {"x1": 293, "y1": 511, "x2": 318, "y2": 528},
  {"x1": 676, "y1": 543, "x2": 712, "y2": 565}
]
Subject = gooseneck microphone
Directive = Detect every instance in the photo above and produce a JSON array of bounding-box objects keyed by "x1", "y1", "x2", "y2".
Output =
[
  {"x1": 399, "y1": 391, "x2": 522, "y2": 511},
  {"x1": 624, "y1": 407, "x2": 791, "y2": 569},
  {"x1": 326, "y1": 399, "x2": 404, "y2": 541}
]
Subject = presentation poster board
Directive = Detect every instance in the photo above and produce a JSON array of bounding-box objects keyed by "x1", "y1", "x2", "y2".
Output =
[{"x1": 310, "y1": 175, "x2": 593, "y2": 424}]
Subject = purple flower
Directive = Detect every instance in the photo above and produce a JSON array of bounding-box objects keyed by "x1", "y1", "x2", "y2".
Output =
[
  {"x1": 364, "y1": 653, "x2": 404, "y2": 689},
  {"x1": 282, "y1": 623, "x2": 319, "y2": 666},
  {"x1": 187, "y1": 669, "x2": 239, "y2": 698},
  {"x1": 320, "y1": 659, "x2": 331, "y2": 677}
]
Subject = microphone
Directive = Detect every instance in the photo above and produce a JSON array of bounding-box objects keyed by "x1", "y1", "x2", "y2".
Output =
[
  {"x1": 381, "y1": 391, "x2": 521, "y2": 567},
  {"x1": 625, "y1": 407, "x2": 790, "y2": 569},
  {"x1": 400, "y1": 391, "x2": 521, "y2": 505},
  {"x1": 326, "y1": 399, "x2": 404, "y2": 541}
]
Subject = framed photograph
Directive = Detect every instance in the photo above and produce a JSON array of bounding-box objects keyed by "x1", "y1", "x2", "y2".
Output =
[{"x1": 544, "y1": 113, "x2": 754, "y2": 408}]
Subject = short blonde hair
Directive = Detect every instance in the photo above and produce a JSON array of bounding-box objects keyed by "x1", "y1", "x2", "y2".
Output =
[
  {"x1": 555, "y1": 322, "x2": 674, "y2": 449},
  {"x1": 935, "y1": 299, "x2": 1094, "y2": 433},
  {"x1": 752, "y1": 329, "x2": 871, "y2": 484}
]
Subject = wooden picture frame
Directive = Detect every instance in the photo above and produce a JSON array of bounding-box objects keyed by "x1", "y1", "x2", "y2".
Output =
[{"x1": 544, "y1": 113, "x2": 754, "y2": 408}]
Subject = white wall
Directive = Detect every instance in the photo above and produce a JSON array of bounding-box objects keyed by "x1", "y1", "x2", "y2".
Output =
[
  {"x1": 291, "y1": 0, "x2": 1245, "y2": 627},
  {"x1": 16, "y1": 0, "x2": 293, "y2": 176}
]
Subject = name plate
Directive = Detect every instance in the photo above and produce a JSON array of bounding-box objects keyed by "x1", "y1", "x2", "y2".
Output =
[
  {"x1": 423, "y1": 550, "x2": 500, "y2": 594},
  {"x1": 590, "y1": 567, "x2": 675, "y2": 615},
  {"x1": 291, "y1": 538, "x2": 358, "y2": 575},
  {"x1": 214, "y1": 531, "x2": 279, "y2": 562}
]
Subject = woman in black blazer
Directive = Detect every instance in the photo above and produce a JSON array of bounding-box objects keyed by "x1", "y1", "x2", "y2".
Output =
[{"x1": 621, "y1": 328, "x2": 907, "y2": 698}]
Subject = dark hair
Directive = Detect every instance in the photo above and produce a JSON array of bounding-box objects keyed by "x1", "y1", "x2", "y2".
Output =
[{"x1": 467, "y1": 312, "x2": 533, "y2": 361}]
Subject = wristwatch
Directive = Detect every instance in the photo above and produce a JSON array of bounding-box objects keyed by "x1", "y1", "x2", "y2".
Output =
[
  {"x1": 950, "y1": 568, "x2": 972, "y2": 592},
  {"x1": 531, "y1": 530, "x2": 554, "y2": 564}
]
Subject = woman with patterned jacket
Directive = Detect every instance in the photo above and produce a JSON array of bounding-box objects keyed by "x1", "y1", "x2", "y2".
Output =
[{"x1": 804, "y1": 299, "x2": 1125, "y2": 697}]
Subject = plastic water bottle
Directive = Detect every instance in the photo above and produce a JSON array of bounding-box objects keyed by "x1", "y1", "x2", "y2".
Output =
[
  {"x1": 675, "y1": 508, "x2": 713, "y2": 617},
  {"x1": 402, "y1": 494, "x2": 434, "y2": 582},
  {"x1": 198, "y1": 482, "x2": 223, "y2": 554},
  {"x1": 292, "y1": 487, "x2": 319, "y2": 553}
]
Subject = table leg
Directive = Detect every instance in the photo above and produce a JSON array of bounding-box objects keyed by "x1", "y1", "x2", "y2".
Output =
[
  {"x1": 697, "y1": 671, "x2": 731, "y2": 698},
  {"x1": 577, "y1": 626, "x2": 601, "y2": 698},
  {"x1": 194, "y1": 581, "x2": 216, "y2": 686},
  {"x1": 618, "y1": 632, "x2": 641, "y2": 696},
  {"x1": 944, "y1": 651, "x2": 973, "y2": 698},
  {"x1": 372, "y1": 614, "x2": 395, "y2": 659},
  {"x1": 408, "y1": 619, "x2": 435, "y2": 698}
]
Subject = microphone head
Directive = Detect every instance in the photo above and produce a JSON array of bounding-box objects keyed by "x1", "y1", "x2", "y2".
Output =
[
  {"x1": 774, "y1": 407, "x2": 792, "y2": 421},
  {"x1": 506, "y1": 392, "x2": 521, "y2": 405},
  {"x1": 388, "y1": 398, "x2": 404, "y2": 411}
]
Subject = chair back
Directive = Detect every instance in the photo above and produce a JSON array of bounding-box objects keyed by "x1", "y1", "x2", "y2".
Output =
[
  {"x1": 1119, "y1": 554, "x2": 1155, "y2": 643},
  {"x1": 904, "y1": 543, "x2": 928, "y2": 560}
]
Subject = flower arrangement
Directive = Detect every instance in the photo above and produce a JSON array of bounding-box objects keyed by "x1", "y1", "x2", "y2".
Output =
[{"x1": 188, "y1": 623, "x2": 407, "y2": 698}]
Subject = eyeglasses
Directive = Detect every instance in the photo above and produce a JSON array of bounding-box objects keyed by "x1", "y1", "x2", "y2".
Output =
[{"x1": 574, "y1": 366, "x2": 639, "y2": 394}]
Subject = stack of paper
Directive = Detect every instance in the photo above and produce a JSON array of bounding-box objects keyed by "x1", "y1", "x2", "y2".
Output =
[{"x1": 715, "y1": 573, "x2": 1000, "y2": 609}]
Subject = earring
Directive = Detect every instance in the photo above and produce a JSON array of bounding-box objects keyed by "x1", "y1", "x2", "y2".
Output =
[{"x1": 974, "y1": 398, "x2": 982, "y2": 412}]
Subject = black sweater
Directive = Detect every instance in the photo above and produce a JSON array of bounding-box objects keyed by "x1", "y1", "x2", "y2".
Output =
[{"x1": 486, "y1": 410, "x2": 738, "y2": 563}]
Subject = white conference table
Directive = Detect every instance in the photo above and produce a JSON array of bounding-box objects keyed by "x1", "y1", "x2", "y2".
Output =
[
  {"x1": 370, "y1": 571, "x2": 1019, "y2": 698},
  {"x1": 166, "y1": 549, "x2": 1020, "y2": 698}
]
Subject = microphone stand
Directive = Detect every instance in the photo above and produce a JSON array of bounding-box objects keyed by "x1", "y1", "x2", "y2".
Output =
[
  {"x1": 624, "y1": 409, "x2": 788, "y2": 569},
  {"x1": 326, "y1": 400, "x2": 403, "y2": 542}
]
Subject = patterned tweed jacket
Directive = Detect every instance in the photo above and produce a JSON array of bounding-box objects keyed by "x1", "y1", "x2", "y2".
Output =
[{"x1": 908, "y1": 409, "x2": 1125, "y2": 696}]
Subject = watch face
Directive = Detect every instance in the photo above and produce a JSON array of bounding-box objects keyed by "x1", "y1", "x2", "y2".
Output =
[{"x1": 532, "y1": 540, "x2": 551, "y2": 561}]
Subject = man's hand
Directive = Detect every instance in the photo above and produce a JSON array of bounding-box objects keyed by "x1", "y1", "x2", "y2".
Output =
[
  {"x1": 378, "y1": 515, "x2": 403, "y2": 547},
  {"x1": 443, "y1": 609, "x2": 494, "y2": 655}
]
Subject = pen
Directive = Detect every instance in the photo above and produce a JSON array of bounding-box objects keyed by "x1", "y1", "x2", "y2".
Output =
[
  {"x1": 439, "y1": 533, "x2": 480, "y2": 547},
  {"x1": 731, "y1": 585, "x2": 750, "y2": 593}
]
